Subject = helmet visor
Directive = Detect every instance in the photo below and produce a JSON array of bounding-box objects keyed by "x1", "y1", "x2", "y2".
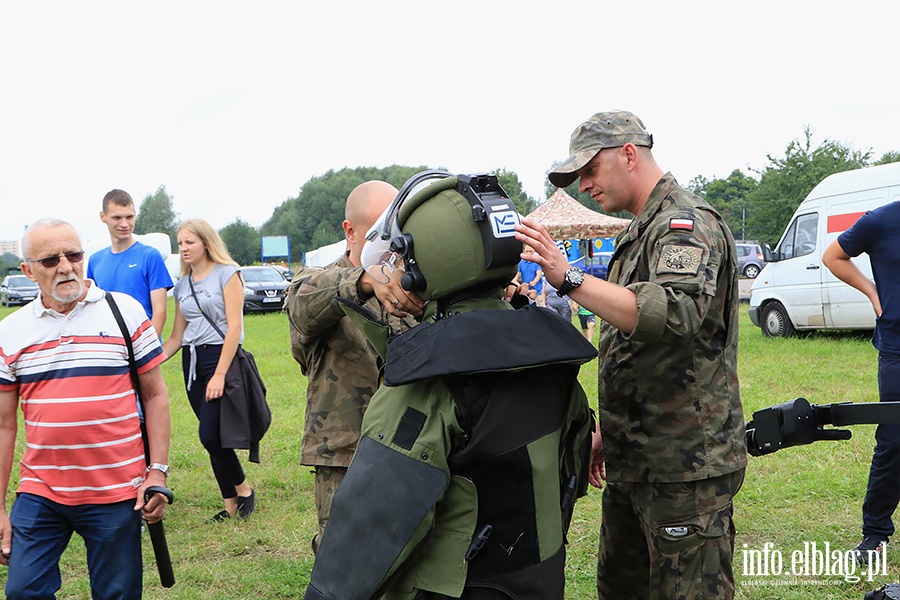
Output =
[
  {"x1": 360, "y1": 173, "x2": 449, "y2": 284},
  {"x1": 361, "y1": 207, "x2": 402, "y2": 284}
]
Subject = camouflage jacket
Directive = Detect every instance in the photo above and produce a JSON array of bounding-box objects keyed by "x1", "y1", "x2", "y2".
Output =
[
  {"x1": 598, "y1": 173, "x2": 747, "y2": 483},
  {"x1": 286, "y1": 253, "x2": 414, "y2": 467}
]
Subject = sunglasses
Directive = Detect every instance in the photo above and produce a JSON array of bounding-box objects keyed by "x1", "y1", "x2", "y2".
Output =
[{"x1": 25, "y1": 251, "x2": 85, "y2": 269}]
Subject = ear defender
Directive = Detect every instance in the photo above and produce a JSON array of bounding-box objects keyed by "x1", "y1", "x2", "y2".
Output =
[
  {"x1": 391, "y1": 233, "x2": 427, "y2": 292},
  {"x1": 401, "y1": 268, "x2": 427, "y2": 292}
]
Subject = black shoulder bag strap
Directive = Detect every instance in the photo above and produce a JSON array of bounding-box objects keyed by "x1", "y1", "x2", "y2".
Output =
[
  {"x1": 104, "y1": 291, "x2": 177, "y2": 588},
  {"x1": 105, "y1": 292, "x2": 150, "y2": 460},
  {"x1": 188, "y1": 276, "x2": 227, "y2": 341}
]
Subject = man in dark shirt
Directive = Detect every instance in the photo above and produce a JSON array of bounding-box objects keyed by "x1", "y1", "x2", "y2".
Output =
[{"x1": 824, "y1": 200, "x2": 900, "y2": 564}]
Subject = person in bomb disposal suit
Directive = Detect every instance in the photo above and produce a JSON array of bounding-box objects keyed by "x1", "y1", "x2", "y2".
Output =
[
  {"x1": 516, "y1": 111, "x2": 747, "y2": 599},
  {"x1": 303, "y1": 172, "x2": 596, "y2": 599},
  {"x1": 286, "y1": 181, "x2": 420, "y2": 554}
]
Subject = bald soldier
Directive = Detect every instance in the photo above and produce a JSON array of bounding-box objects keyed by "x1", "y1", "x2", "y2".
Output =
[{"x1": 286, "y1": 181, "x2": 421, "y2": 553}]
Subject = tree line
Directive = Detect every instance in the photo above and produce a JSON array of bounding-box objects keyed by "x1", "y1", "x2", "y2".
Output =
[
  {"x1": 548, "y1": 126, "x2": 899, "y2": 246},
  {"x1": 690, "y1": 127, "x2": 899, "y2": 245},
  {"x1": 131, "y1": 167, "x2": 538, "y2": 266},
  {"x1": 0, "y1": 254, "x2": 20, "y2": 278},
  {"x1": 127, "y1": 128, "x2": 900, "y2": 269}
]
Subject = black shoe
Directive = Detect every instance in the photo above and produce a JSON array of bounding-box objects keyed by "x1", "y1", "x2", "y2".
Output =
[
  {"x1": 237, "y1": 489, "x2": 255, "y2": 519},
  {"x1": 208, "y1": 509, "x2": 232, "y2": 524},
  {"x1": 853, "y1": 536, "x2": 886, "y2": 565}
]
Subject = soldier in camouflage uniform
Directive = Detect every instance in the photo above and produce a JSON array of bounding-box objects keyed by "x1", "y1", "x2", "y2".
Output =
[
  {"x1": 286, "y1": 180, "x2": 421, "y2": 554},
  {"x1": 516, "y1": 111, "x2": 747, "y2": 599}
]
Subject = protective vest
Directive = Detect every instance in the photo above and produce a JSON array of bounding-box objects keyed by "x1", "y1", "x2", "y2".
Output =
[{"x1": 305, "y1": 303, "x2": 596, "y2": 600}]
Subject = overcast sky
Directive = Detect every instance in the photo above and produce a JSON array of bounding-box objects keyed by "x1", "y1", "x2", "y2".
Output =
[{"x1": 1, "y1": 1, "x2": 897, "y2": 250}]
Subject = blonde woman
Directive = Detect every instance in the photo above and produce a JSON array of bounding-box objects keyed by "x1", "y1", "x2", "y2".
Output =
[{"x1": 162, "y1": 219, "x2": 255, "y2": 522}]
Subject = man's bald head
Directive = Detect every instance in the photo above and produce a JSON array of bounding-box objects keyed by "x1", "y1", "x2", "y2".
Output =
[
  {"x1": 346, "y1": 180, "x2": 398, "y2": 229},
  {"x1": 344, "y1": 180, "x2": 399, "y2": 267}
]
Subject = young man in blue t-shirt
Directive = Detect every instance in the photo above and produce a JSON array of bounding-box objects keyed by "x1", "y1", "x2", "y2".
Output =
[
  {"x1": 87, "y1": 189, "x2": 173, "y2": 336},
  {"x1": 823, "y1": 200, "x2": 900, "y2": 565},
  {"x1": 517, "y1": 244, "x2": 545, "y2": 306}
]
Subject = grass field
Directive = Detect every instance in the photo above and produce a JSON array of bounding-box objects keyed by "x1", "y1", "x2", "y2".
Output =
[{"x1": 0, "y1": 298, "x2": 892, "y2": 599}]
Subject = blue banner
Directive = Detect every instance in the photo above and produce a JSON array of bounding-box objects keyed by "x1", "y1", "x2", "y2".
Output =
[{"x1": 262, "y1": 236, "x2": 290, "y2": 259}]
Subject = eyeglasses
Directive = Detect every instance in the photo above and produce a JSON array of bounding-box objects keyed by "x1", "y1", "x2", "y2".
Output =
[{"x1": 25, "y1": 251, "x2": 85, "y2": 269}]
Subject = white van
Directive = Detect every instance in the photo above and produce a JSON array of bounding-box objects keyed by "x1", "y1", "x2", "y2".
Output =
[{"x1": 748, "y1": 162, "x2": 900, "y2": 337}]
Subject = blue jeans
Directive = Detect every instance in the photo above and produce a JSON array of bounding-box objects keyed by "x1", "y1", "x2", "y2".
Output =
[
  {"x1": 6, "y1": 493, "x2": 143, "y2": 600},
  {"x1": 862, "y1": 352, "x2": 900, "y2": 540}
]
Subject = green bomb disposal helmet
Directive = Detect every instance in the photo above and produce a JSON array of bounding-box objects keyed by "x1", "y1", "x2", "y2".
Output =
[{"x1": 362, "y1": 171, "x2": 522, "y2": 301}]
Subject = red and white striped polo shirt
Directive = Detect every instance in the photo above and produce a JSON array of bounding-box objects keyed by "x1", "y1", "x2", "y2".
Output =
[{"x1": 0, "y1": 285, "x2": 165, "y2": 506}]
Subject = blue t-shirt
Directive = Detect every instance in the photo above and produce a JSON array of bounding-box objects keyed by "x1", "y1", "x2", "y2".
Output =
[
  {"x1": 838, "y1": 201, "x2": 900, "y2": 354},
  {"x1": 518, "y1": 259, "x2": 543, "y2": 294},
  {"x1": 87, "y1": 241, "x2": 173, "y2": 321}
]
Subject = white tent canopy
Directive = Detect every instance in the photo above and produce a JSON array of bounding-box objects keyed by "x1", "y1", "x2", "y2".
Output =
[{"x1": 304, "y1": 240, "x2": 346, "y2": 267}]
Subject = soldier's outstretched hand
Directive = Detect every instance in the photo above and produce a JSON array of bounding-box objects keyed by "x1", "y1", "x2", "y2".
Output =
[{"x1": 515, "y1": 218, "x2": 568, "y2": 290}]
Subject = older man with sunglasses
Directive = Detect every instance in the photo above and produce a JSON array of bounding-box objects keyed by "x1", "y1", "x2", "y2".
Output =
[{"x1": 0, "y1": 218, "x2": 171, "y2": 599}]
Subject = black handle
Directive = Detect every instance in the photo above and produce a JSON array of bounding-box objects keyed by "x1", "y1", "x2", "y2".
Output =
[
  {"x1": 144, "y1": 486, "x2": 175, "y2": 588},
  {"x1": 145, "y1": 485, "x2": 173, "y2": 505}
]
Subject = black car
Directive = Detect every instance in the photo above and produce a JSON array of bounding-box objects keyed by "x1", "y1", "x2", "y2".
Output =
[
  {"x1": 1, "y1": 274, "x2": 39, "y2": 306},
  {"x1": 241, "y1": 266, "x2": 289, "y2": 313}
]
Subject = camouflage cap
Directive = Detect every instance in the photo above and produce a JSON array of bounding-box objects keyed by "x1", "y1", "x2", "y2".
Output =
[{"x1": 548, "y1": 110, "x2": 653, "y2": 188}]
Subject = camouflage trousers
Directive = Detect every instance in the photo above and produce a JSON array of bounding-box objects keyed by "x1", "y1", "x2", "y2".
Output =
[
  {"x1": 597, "y1": 469, "x2": 745, "y2": 600},
  {"x1": 312, "y1": 466, "x2": 347, "y2": 555}
]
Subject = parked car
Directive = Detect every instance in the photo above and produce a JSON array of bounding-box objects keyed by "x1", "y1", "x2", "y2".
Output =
[
  {"x1": 736, "y1": 243, "x2": 765, "y2": 278},
  {"x1": 1, "y1": 274, "x2": 39, "y2": 306},
  {"x1": 584, "y1": 252, "x2": 613, "y2": 280},
  {"x1": 241, "y1": 266, "x2": 289, "y2": 313}
]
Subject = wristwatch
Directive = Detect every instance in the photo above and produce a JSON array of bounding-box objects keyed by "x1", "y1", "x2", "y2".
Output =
[
  {"x1": 146, "y1": 463, "x2": 170, "y2": 477},
  {"x1": 556, "y1": 267, "x2": 585, "y2": 297}
]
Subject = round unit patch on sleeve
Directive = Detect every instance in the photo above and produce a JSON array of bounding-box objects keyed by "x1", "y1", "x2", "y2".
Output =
[{"x1": 657, "y1": 245, "x2": 704, "y2": 275}]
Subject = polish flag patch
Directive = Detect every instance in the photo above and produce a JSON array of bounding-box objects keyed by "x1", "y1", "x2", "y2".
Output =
[{"x1": 669, "y1": 218, "x2": 694, "y2": 231}]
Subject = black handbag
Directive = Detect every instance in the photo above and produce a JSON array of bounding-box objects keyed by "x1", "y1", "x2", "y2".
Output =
[{"x1": 188, "y1": 275, "x2": 271, "y2": 463}]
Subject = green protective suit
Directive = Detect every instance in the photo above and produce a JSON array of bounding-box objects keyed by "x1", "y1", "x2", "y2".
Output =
[{"x1": 305, "y1": 296, "x2": 597, "y2": 600}]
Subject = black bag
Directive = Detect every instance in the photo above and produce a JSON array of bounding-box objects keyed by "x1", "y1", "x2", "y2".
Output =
[
  {"x1": 222, "y1": 344, "x2": 271, "y2": 462},
  {"x1": 188, "y1": 276, "x2": 272, "y2": 463}
]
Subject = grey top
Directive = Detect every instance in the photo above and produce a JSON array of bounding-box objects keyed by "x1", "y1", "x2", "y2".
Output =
[{"x1": 173, "y1": 263, "x2": 244, "y2": 346}]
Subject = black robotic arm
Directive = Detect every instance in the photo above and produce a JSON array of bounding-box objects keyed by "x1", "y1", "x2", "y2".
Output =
[{"x1": 745, "y1": 398, "x2": 900, "y2": 457}]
